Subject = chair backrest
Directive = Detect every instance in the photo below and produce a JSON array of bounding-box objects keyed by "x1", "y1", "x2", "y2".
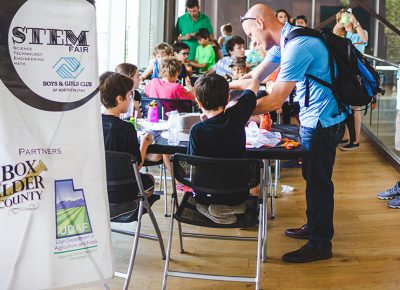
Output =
[
  {"x1": 171, "y1": 153, "x2": 263, "y2": 195},
  {"x1": 141, "y1": 96, "x2": 196, "y2": 120},
  {"x1": 105, "y1": 150, "x2": 139, "y2": 200}
]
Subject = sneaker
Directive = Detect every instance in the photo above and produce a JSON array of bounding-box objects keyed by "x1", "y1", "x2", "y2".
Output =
[
  {"x1": 208, "y1": 203, "x2": 246, "y2": 217},
  {"x1": 339, "y1": 138, "x2": 349, "y2": 144},
  {"x1": 183, "y1": 185, "x2": 193, "y2": 193},
  {"x1": 175, "y1": 183, "x2": 184, "y2": 193},
  {"x1": 377, "y1": 181, "x2": 400, "y2": 200},
  {"x1": 196, "y1": 203, "x2": 237, "y2": 224},
  {"x1": 388, "y1": 197, "x2": 400, "y2": 209},
  {"x1": 176, "y1": 183, "x2": 193, "y2": 193},
  {"x1": 340, "y1": 142, "x2": 360, "y2": 151}
]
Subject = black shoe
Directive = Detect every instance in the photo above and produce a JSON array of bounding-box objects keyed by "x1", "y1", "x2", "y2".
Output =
[
  {"x1": 285, "y1": 224, "x2": 310, "y2": 239},
  {"x1": 339, "y1": 138, "x2": 349, "y2": 144},
  {"x1": 282, "y1": 244, "x2": 332, "y2": 263},
  {"x1": 340, "y1": 142, "x2": 360, "y2": 151}
]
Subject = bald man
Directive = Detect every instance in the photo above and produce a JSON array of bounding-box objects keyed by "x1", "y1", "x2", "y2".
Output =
[{"x1": 235, "y1": 4, "x2": 348, "y2": 263}]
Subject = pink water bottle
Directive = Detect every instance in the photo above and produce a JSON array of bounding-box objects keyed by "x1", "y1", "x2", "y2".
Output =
[{"x1": 147, "y1": 101, "x2": 159, "y2": 123}]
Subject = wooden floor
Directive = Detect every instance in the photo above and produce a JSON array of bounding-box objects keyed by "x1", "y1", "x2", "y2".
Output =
[{"x1": 86, "y1": 134, "x2": 400, "y2": 290}]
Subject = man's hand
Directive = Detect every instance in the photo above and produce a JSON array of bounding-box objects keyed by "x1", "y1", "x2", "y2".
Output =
[{"x1": 254, "y1": 81, "x2": 296, "y2": 114}]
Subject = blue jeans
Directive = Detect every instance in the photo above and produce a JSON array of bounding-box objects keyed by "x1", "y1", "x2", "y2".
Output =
[{"x1": 300, "y1": 121, "x2": 345, "y2": 250}]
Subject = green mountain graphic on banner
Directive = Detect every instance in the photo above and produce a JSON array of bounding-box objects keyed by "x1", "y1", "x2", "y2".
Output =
[{"x1": 55, "y1": 179, "x2": 93, "y2": 239}]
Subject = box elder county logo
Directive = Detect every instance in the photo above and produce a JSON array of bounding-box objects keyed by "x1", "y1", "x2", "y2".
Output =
[
  {"x1": 53, "y1": 57, "x2": 84, "y2": 79},
  {"x1": 0, "y1": 160, "x2": 47, "y2": 209}
]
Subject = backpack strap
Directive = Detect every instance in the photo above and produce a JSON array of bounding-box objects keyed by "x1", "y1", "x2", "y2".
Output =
[
  {"x1": 285, "y1": 27, "x2": 344, "y2": 113},
  {"x1": 306, "y1": 74, "x2": 332, "y2": 88},
  {"x1": 284, "y1": 27, "x2": 322, "y2": 47},
  {"x1": 285, "y1": 28, "x2": 329, "y2": 108},
  {"x1": 302, "y1": 74, "x2": 332, "y2": 108}
]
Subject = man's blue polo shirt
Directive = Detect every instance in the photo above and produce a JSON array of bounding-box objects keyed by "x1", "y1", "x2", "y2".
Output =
[{"x1": 266, "y1": 22, "x2": 347, "y2": 129}]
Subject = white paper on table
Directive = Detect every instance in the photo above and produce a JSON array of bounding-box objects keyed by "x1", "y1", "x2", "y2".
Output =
[
  {"x1": 137, "y1": 119, "x2": 169, "y2": 131},
  {"x1": 245, "y1": 125, "x2": 281, "y2": 148},
  {"x1": 160, "y1": 131, "x2": 190, "y2": 142}
]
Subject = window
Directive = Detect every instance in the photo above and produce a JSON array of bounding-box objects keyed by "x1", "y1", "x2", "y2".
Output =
[{"x1": 96, "y1": 0, "x2": 111, "y2": 73}]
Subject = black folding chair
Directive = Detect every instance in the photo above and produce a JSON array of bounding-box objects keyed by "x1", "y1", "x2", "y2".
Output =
[
  {"x1": 105, "y1": 151, "x2": 166, "y2": 290},
  {"x1": 142, "y1": 158, "x2": 170, "y2": 216},
  {"x1": 162, "y1": 154, "x2": 267, "y2": 290},
  {"x1": 141, "y1": 96, "x2": 198, "y2": 216}
]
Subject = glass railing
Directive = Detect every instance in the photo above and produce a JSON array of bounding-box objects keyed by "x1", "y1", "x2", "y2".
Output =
[{"x1": 362, "y1": 54, "x2": 400, "y2": 164}]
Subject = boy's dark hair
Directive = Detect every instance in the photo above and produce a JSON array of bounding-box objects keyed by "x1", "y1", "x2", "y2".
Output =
[
  {"x1": 294, "y1": 15, "x2": 308, "y2": 24},
  {"x1": 115, "y1": 63, "x2": 138, "y2": 78},
  {"x1": 229, "y1": 58, "x2": 247, "y2": 68},
  {"x1": 196, "y1": 28, "x2": 210, "y2": 40},
  {"x1": 100, "y1": 72, "x2": 133, "y2": 109},
  {"x1": 173, "y1": 41, "x2": 190, "y2": 53},
  {"x1": 275, "y1": 9, "x2": 291, "y2": 19},
  {"x1": 221, "y1": 23, "x2": 233, "y2": 34},
  {"x1": 194, "y1": 74, "x2": 229, "y2": 110},
  {"x1": 186, "y1": 0, "x2": 199, "y2": 8},
  {"x1": 225, "y1": 35, "x2": 245, "y2": 54}
]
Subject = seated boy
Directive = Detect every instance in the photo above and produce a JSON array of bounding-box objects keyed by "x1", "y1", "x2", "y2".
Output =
[
  {"x1": 173, "y1": 41, "x2": 191, "y2": 81},
  {"x1": 210, "y1": 35, "x2": 247, "y2": 77},
  {"x1": 188, "y1": 74, "x2": 260, "y2": 224},
  {"x1": 144, "y1": 56, "x2": 195, "y2": 101},
  {"x1": 101, "y1": 72, "x2": 158, "y2": 203},
  {"x1": 229, "y1": 58, "x2": 248, "y2": 80},
  {"x1": 188, "y1": 28, "x2": 215, "y2": 74},
  {"x1": 140, "y1": 42, "x2": 173, "y2": 81}
]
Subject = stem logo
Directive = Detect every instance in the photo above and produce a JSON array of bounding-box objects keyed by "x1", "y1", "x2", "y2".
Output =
[
  {"x1": 55, "y1": 179, "x2": 93, "y2": 239},
  {"x1": 53, "y1": 57, "x2": 84, "y2": 79},
  {"x1": 2, "y1": 0, "x2": 98, "y2": 112}
]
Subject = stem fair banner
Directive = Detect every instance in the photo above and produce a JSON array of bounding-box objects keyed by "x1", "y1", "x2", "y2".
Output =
[{"x1": 0, "y1": 0, "x2": 114, "y2": 289}]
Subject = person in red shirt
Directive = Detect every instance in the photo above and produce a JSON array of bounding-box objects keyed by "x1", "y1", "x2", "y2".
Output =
[{"x1": 145, "y1": 56, "x2": 195, "y2": 101}]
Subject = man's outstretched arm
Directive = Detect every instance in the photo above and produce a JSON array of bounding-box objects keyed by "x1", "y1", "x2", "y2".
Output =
[{"x1": 253, "y1": 80, "x2": 296, "y2": 114}]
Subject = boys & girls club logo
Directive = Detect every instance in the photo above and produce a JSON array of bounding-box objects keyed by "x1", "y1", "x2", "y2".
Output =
[
  {"x1": 53, "y1": 57, "x2": 85, "y2": 79},
  {"x1": 1, "y1": 0, "x2": 98, "y2": 112}
]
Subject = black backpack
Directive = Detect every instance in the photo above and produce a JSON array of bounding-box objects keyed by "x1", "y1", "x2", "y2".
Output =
[{"x1": 284, "y1": 27, "x2": 383, "y2": 113}]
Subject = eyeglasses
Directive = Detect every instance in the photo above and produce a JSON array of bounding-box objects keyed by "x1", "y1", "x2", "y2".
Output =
[{"x1": 240, "y1": 16, "x2": 257, "y2": 23}]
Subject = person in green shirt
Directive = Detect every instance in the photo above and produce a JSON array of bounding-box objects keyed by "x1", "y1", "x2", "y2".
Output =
[
  {"x1": 189, "y1": 29, "x2": 216, "y2": 73},
  {"x1": 175, "y1": 0, "x2": 214, "y2": 61}
]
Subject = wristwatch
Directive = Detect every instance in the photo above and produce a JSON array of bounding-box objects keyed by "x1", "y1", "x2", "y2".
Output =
[{"x1": 354, "y1": 22, "x2": 360, "y2": 29}]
